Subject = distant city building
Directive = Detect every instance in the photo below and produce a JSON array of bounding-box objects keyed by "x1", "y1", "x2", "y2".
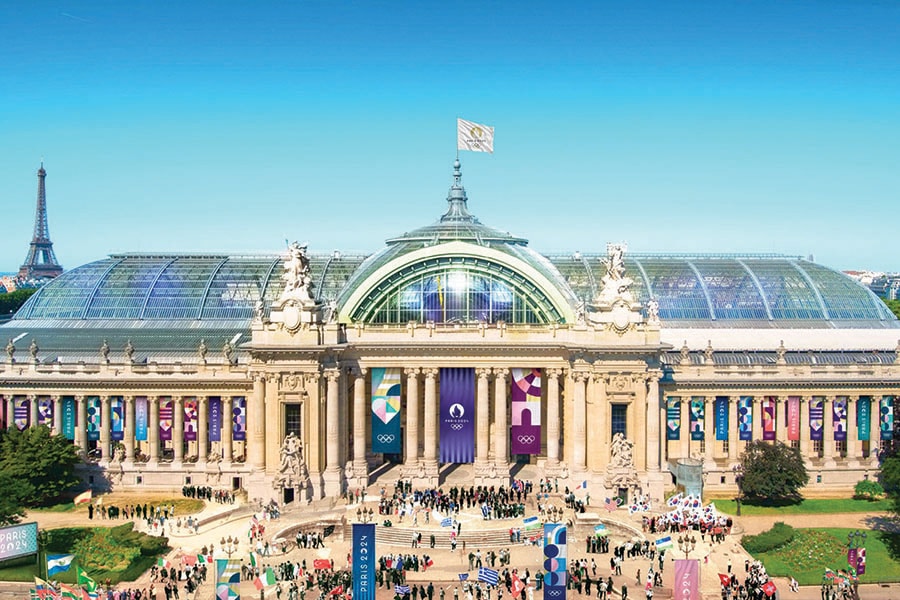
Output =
[
  {"x1": 1, "y1": 160, "x2": 898, "y2": 505},
  {"x1": 845, "y1": 270, "x2": 900, "y2": 301},
  {"x1": 18, "y1": 163, "x2": 63, "y2": 281}
]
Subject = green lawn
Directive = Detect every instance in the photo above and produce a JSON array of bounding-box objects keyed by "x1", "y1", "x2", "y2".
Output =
[
  {"x1": 751, "y1": 527, "x2": 900, "y2": 586},
  {"x1": 31, "y1": 496, "x2": 205, "y2": 515},
  {"x1": 709, "y1": 497, "x2": 891, "y2": 516}
]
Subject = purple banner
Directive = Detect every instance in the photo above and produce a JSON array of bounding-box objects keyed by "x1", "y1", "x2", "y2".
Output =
[
  {"x1": 232, "y1": 397, "x2": 246, "y2": 441},
  {"x1": 184, "y1": 398, "x2": 198, "y2": 442},
  {"x1": 787, "y1": 396, "x2": 800, "y2": 441},
  {"x1": 439, "y1": 368, "x2": 475, "y2": 463},
  {"x1": 159, "y1": 398, "x2": 173, "y2": 442},
  {"x1": 762, "y1": 396, "x2": 776, "y2": 441},
  {"x1": 110, "y1": 397, "x2": 124, "y2": 441},
  {"x1": 37, "y1": 397, "x2": 53, "y2": 427},
  {"x1": 135, "y1": 397, "x2": 148, "y2": 442},
  {"x1": 13, "y1": 397, "x2": 29, "y2": 430},
  {"x1": 834, "y1": 396, "x2": 848, "y2": 442},
  {"x1": 810, "y1": 397, "x2": 824, "y2": 441},
  {"x1": 858, "y1": 548, "x2": 867, "y2": 575},
  {"x1": 848, "y1": 548, "x2": 858, "y2": 574},
  {"x1": 511, "y1": 368, "x2": 542, "y2": 455},
  {"x1": 209, "y1": 397, "x2": 222, "y2": 442}
]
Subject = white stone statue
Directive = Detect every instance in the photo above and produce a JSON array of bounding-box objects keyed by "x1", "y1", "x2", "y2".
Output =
[
  {"x1": 610, "y1": 432, "x2": 635, "y2": 469},
  {"x1": 275, "y1": 432, "x2": 309, "y2": 491},
  {"x1": 597, "y1": 243, "x2": 635, "y2": 303},
  {"x1": 646, "y1": 298, "x2": 660, "y2": 324},
  {"x1": 279, "y1": 241, "x2": 315, "y2": 305}
]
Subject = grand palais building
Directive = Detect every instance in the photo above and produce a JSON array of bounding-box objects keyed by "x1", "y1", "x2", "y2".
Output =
[{"x1": 2, "y1": 160, "x2": 899, "y2": 506}]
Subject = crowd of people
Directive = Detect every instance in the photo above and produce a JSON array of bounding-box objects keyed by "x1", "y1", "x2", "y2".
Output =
[{"x1": 181, "y1": 484, "x2": 236, "y2": 504}]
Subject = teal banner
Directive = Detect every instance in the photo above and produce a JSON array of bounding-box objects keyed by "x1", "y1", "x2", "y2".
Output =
[
  {"x1": 666, "y1": 397, "x2": 680, "y2": 441},
  {"x1": 86, "y1": 396, "x2": 100, "y2": 442},
  {"x1": 62, "y1": 397, "x2": 76, "y2": 440},
  {"x1": 690, "y1": 397, "x2": 705, "y2": 441},
  {"x1": 857, "y1": 396, "x2": 871, "y2": 442}
]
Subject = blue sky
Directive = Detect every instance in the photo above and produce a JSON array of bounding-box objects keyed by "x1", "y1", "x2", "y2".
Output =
[{"x1": 1, "y1": 1, "x2": 898, "y2": 273}]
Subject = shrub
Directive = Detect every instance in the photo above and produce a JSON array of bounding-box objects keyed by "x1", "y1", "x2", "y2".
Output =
[
  {"x1": 854, "y1": 479, "x2": 884, "y2": 500},
  {"x1": 742, "y1": 522, "x2": 796, "y2": 554}
]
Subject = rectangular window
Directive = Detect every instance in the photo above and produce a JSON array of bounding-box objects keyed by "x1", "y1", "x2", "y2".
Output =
[
  {"x1": 790, "y1": 440, "x2": 800, "y2": 450},
  {"x1": 285, "y1": 404, "x2": 302, "y2": 438},
  {"x1": 611, "y1": 404, "x2": 627, "y2": 438},
  {"x1": 722, "y1": 440, "x2": 729, "y2": 456},
  {"x1": 836, "y1": 440, "x2": 847, "y2": 458},
  {"x1": 699, "y1": 439, "x2": 706, "y2": 454},
  {"x1": 813, "y1": 439, "x2": 824, "y2": 458}
]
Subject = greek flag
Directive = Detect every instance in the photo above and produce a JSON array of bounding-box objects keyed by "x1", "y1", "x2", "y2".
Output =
[
  {"x1": 478, "y1": 567, "x2": 499, "y2": 586},
  {"x1": 395, "y1": 585, "x2": 411, "y2": 595}
]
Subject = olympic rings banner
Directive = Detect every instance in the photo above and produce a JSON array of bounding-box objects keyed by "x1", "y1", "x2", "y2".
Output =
[
  {"x1": 738, "y1": 396, "x2": 753, "y2": 441},
  {"x1": 440, "y1": 367, "x2": 475, "y2": 463},
  {"x1": 511, "y1": 368, "x2": 542, "y2": 455},
  {"x1": 881, "y1": 396, "x2": 894, "y2": 441},
  {"x1": 809, "y1": 397, "x2": 825, "y2": 441},
  {"x1": 110, "y1": 397, "x2": 124, "y2": 441},
  {"x1": 833, "y1": 396, "x2": 848, "y2": 442},
  {"x1": 371, "y1": 367, "x2": 402, "y2": 454},
  {"x1": 857, "y1": 396, "x2": 871, "y2": 442},
  {"x1": 666, "y1": 397, "x2": 680, "y2": 441},
  {"x1": 689, "y1": 397, "x2": 704, "y2": 441},
  {"x1": 543, "y1": 523, "x2": 567, "y2": 600}
]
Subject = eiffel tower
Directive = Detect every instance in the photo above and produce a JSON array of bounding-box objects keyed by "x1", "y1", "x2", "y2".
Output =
[{"x1": 18, "y1": 163, "x2": 63, "y2": 280}]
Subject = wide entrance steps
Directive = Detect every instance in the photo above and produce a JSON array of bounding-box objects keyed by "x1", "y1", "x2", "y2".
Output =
[{"x1": 343, "y1": 523, "x2": 526, "y2": 550}]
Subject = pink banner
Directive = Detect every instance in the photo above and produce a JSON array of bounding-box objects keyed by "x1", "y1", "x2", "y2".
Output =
[
  {"x1": 674, "y1": 559, "x2": 699, "y2": 600},
  {"x1": 787, "y1": 396, "x2": 800, "y2": 441}
]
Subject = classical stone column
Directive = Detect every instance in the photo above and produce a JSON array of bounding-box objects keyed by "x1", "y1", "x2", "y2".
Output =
[
  {"x1": 222, "y1": 396, "x2": 234, "y2": 465},
  {"x1": 727, "y1": 396, "x2": 739, "y2": 461},
  {"x1": 172, "y1": 396, "x2": 184, "y2": 466},
  {"x1": 823, "y1": 395, "x2": 836, "y2": 467},
  {"x1": 5, "y1": 396, "x2": 12, "y2": 430},
  {"x1": 546, "y1": 368, "x2": 561, "y2": 467},
  {"x1": 249, "y1": 375, "x2": 266, "y2": 470},
  {"x1": 572, "y1": 372, "x2": 587, "y2": 472},
  {"x1": 352, "y1": 368, "x2": 368, "y2": 477},
  {"x1": 100, "y1": 395, "x2": 111, "y2": 465},
  {"x1": 423, "y1": 368, "x2": 438, "y2": 473},
  {"x1": 264, "y1": 375, "x2": 279, "y2": 474},
  {"x1": 52, "y1": 395, "x2": 63, "y2": 435},
  {"x1": 679, "y1": 398, "x2": 690, "y2": 459},
  {"x1": 197, "y1": 396, "x2": 208, "y2": 465},
  {"x1": 774, "y1": 396, "x2": 788, "y2": 444},
  {"x1": 493, "y1": 367, "x2": 509, "y2": 469},
  {"x1": 596, "y1": 375, "x2": 609, "y2": 466},
  {"x1": 324, "y1": 369, "x2": 343, "y2": 496},
  {"x1": 148, "y1": 396, "x2": 160, "y2": 466},
  {"x1": 751, "y1": 396, "x2": 763, "y2": 443},
  {"x1": 800, "y1": 396, "x2": 811, "y2": 461},
  {"x1": 475, "y1": 367, "x2": 491, "y2": 469},
  {"x1": 75, "y1": 395, "x2": 87, "y2": 457},
  {"x1": 646, "y1": 373, "x2": 661, "y2": 472},
  {"x1": 29, "y1": 394, "x2": 38, "y2": 429},
  {"x1": 634, "y1": 376, "x2": 648, "y2": 472},
  {"x1": 123, "y1": 395, "x2": 135, "y2": 464},
  {"x1": 404, "y1": 368, "x2": 420, "y2": 469}
]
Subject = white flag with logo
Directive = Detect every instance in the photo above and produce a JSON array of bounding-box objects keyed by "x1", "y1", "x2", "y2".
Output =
[{"x1": 457, "y1": 118, "x2": 494, "y2": 153}]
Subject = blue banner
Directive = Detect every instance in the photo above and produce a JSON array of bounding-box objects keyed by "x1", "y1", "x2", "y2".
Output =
[
  {"x1": 714, "y1": 396, "x2": 728, "y2": 441},
  {"x1": 353, "y1": 524, "x2": 376, "y2": 600},
  {"x1": 371, "y1": 368, "x2": 402, "y2": 454},
  {"x1": 738, "y1": 396, "x2": 753, "y2": 441},
  {"x1": 544, "y1": 523, "x2": 567, "y2": 600},
  {"x1": 440, "y1": 368, "x2": 475, "y2": 463},
  {"x1": 62, "y1": 397, "x2": 76, "y2": 441},
  {"x1": 135, "y1": 397, "x2": 148, "y2": 442},
  {"x1": 110, "y1": 397, "x2": 124, "y2": 441}
]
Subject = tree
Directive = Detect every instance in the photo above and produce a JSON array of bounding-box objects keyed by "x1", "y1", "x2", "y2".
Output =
[
  {"x1": 0, "y1": 472, "x2": 32, "y2": 525},
  {"x1": 739, "y1": 440, "x2": 809, "y2": 502},
  {"x1": 885, "y1": 299, "x2": 900, "y2": 320},
  {"x1": 0, "y1": 288, "x2": 37, "y2": 317},
  {"x1": 0, "y1": 425, "x2": 81, "y2": 506}
]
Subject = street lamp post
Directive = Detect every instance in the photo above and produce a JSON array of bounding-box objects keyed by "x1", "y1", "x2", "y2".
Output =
[
  {"x1": 546, "y1": 506, "x2": 564, "y2": 524},
  {"x1": 732, "y1": 464, "x2": 744, "y2": 516},
  {"x1": 677, "y1": 534, "x2": 697, "y2": 559},
  {"x1": 357, "y1": 507, "x2": 374, "y2": 523},
  {"x1": 220, "y1": 535, "x2": 239, "y2": 558}
]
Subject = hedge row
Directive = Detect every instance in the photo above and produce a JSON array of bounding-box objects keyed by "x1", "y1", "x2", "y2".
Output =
[{"x1": 741, "y1": 522, "x2": 796, "y2": 554}]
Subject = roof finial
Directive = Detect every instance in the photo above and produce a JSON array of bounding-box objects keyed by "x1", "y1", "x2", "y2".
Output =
[{"x1": 441, "y1": 158, "x2": 472, "y2": 223}]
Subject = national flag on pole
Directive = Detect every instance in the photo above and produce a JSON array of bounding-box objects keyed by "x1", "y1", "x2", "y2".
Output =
[
  {"x1": 254, "y1": 567, "x2": 277, "y2": 590},
  {"x1": 478, "y1": 567, "x2": 499, "y2": 586},
  {"x1": 330, "y1": 585, "x2": 344, "y2": 596},
  {"x1": 58, "y1": 583, "x2": 81, "y2": 600},
  {"x1": 718, "y1": 573, "x2": 731, "y2": 587},
  {"x1": 47, "y1": 553, "x2": 75, "y2": 576},
  {"x1": 457, "y1": 118, "x2": 494, "y2": 153},
  {"x1": 77, "y1": 567, "x2": 97, "y2": 592},
  {"x1": 182, "y1": 555, "x2": 197, "y2": 566},
  {"x1": 578, "y1": 480, "x2": 588, "y2": 489},
  {"x1": 314, "y1": 559, "x2": 333, "y2": 570},
  {"x1": 249, "y1": 551, "x2": 257, "y2": 568},
  {"x1": 762, "y1": 581, "x2": 777, "y2": 597},
  {"x1": 604, "y1": 498, "x2": 618, "y2": 512},
  {"x1": 655, "y1": 536, "x2": 674, "y2": 551},
  {"x1": 74, "y1": 490, "x2": 91, "y2": 505},
  {"x1": 157, "y1": 558, "x2": 171, "y2": 569},
  {"x1": 395, "y1": 585, "x2": 411, "y2": 595},
  {"x1": 33, "y1": 577, "x2": 56, "y2": 600},
  {"x1": 523, "y1": 516, "x2": 540, "y2": 531},
  {"x1": 425, "y1": 557, "x2": 434, "y2": 568},
  {"x1": 458, "y1": 574, "x2": 469, "y2": 581}
]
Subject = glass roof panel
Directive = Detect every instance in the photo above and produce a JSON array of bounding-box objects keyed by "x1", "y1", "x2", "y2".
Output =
[
  {"x1": 691, "y1": 260, "x2": 768, "y2": 320},
  {"x1": 85, "y1": 257, "x2": 172, "y2": 319},
  {"x1": 742, "y1": 259, "x2": 824, "y2": 320},
  {"x1": 633, "y1": 258, "x2": 711, "y2": 320},
  {"x1": 143, "y1": 258, "x2": 222, "y2": 319}
]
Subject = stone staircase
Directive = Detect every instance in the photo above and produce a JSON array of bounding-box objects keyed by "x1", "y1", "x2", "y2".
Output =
[{"x1": 343, "y1": 523, "x2": 525, "y2": 550}]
